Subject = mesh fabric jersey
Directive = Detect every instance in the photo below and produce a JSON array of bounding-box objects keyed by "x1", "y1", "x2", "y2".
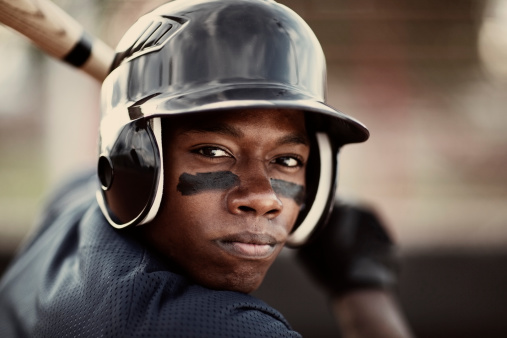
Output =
[{"x1": 0, "y1": 172, "x2": 300, "y2": 337}]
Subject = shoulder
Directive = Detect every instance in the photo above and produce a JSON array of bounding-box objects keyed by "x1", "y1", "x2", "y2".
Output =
[
  {"x1": 0, "y1": 172, "x2": 300, "y2": 337},
  {"x1": 124, "y1": 263, "x2": 301, "y2": 337},
  {"x1": 20, "y1": 169, "x2": 97, "y2": 247},
  {"x1": 43, "y1": 205, "x2": 300, "y2": 337},
  {"x1": 93, "y1": 240, "x2": 301, "y2": 337},
  {"x1": 51, "y1": 214, "x2": 301, "y2": 337}
]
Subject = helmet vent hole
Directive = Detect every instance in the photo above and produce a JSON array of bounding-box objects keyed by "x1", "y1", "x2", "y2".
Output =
[
  {"x1": 98, "y1": 155, "x2": 114, "y2": 190},
  {"x1": 111, "y1": 16, "x2": 188, "y2": 70}
]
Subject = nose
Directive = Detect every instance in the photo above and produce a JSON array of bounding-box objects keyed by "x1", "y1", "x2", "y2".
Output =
[{"x1": 227, "y1": 165, "x2": 283, "y2": 219}]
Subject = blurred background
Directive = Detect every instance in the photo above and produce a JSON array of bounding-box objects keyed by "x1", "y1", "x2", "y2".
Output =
[{"x1": 1, "y1": 0, "x2": 507, "y2": 336}]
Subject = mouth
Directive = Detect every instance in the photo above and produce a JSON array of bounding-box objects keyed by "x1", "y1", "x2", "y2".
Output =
[{"x1": 216, "y1": 232, "x2": 279, "y2": 259}]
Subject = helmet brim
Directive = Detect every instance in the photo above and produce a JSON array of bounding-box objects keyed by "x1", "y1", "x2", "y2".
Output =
[{"x1": 135, "y1": 84, "x2": 369, "y2": 146}]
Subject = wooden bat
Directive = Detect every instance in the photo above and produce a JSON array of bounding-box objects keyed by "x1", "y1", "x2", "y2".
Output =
[{"x1": 0, "y1": 0, "x2": 114, "y2": 82}]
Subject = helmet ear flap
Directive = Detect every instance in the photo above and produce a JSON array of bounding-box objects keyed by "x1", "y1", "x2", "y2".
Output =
[
  {"x1": 286, "y1": 132, "x2": 337, "y2": 247},
  {"x1": 96, "y1": 118, "x2": 164, "y2": 228}
]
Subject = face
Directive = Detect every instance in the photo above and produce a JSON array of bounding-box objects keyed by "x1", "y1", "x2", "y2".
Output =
[{"x1": 140, "y1": 109, "x2": 309, "y2": 293}]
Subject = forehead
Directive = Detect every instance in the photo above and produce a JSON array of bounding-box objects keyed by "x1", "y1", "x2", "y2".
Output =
[{"x1": 162, "y1": 108, "x2": 308, "y2": 137}]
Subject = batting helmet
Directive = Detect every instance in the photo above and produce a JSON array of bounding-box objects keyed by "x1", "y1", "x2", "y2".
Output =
[{"x1": 96, "y1": 0, "x2": 369, "y2": 246}]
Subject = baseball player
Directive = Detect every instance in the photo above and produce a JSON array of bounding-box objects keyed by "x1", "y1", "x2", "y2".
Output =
[{"x1": 0, "y1": 0, "x2": 411, "y2": 337}]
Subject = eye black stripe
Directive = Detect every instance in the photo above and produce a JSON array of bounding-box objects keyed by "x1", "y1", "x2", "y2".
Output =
[
  {"x1": 270, "y1": 178, "x2": 305, "y2": 205},
  {"x1": 177, "y1": 171, "x2": 240, "y2": 195}
]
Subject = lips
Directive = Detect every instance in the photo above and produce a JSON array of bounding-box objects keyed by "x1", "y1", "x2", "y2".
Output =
[{"x1": 216, "y1": 232, "x2": 279, "y2": 259}]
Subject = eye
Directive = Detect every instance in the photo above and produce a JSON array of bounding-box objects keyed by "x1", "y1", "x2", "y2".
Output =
[
  {"x1": 194, "y1": 146, "x2": 231, "y2": 158},
  {"x1": 273, "y1": 156, "x2": 303, "y2": 168}
]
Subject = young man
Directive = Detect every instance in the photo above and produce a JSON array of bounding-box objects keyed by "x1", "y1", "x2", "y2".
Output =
[
  {"x1": 0, "y1": 0, "x2": 411, "y2": 336},
  {"x1": 140, "y1": 109, "x2": 310, "y2": 294}
]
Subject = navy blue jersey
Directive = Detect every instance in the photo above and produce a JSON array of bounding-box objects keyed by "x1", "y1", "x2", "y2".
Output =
[{"x1": 0, "y1": 173, "x2": 300, "y2": 337}]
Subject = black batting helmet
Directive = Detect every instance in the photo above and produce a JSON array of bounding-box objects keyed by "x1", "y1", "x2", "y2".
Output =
[{"x1": 96, "y1": 0, "x2": 369, "y2": 246}]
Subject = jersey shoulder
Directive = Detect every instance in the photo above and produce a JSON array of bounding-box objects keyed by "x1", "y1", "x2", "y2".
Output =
[{"x1": 0, "y1": 175, "x2": 300, "y2": 337}]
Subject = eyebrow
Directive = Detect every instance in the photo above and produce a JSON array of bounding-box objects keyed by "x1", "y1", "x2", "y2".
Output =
[
  {"x1": 276, "y1": 134, "x2": 309, "y2": 146},
  {"x1": 183, "y1": 124, "x2": 244, "y2": 138},
  {"x1": 182, "y1": 124, "x2": 309, "y2": 146}
]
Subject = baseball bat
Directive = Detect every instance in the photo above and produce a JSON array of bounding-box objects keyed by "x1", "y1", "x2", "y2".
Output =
[{"x1": 0, "y1": 0, "x2": 114, "y2": 82}]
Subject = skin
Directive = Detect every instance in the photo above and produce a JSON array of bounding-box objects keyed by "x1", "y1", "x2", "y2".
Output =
[
  {"x1": 140, "y1": 108, "x2": 310, "y2": 293},
  {"x1": 333, "y1": 290, "x2": 414, "y2": 338}
]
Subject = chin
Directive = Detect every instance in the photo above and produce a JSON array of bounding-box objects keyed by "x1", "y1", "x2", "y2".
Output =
[
  {"x1": 196, "y1": 267, "x2": 268, "y2": 294},
  {"x1": 220, "y1": 278, "x2": 264, "y2": 294},
  {"x1": 229, "y1": 276, "x2": 265, "y2": 294}
]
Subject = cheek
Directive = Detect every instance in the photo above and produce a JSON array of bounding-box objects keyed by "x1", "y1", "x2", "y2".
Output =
[
  {"x1": 283, "y1": 201, "x2": 303, "y2": 233},
  {"x1": 159, "y1": 183, "x2": 223, "y2": 241},
  {"x1": 270, "y1": 178, "x2": 305, "y2": 233},
  {"x1": 150, "y1": 195, "x2": 212, "y2": 267}
]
